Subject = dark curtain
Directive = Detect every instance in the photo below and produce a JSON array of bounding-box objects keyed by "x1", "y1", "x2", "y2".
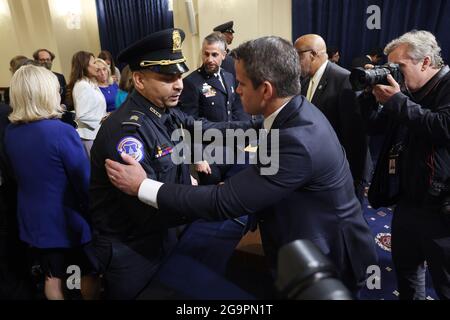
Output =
[
  {"x1": 292, "y1": 0, "x2": 450, "y2": 69},
  {"x1": 95, "y1": 0, "x2": 173, "y2": 66}
]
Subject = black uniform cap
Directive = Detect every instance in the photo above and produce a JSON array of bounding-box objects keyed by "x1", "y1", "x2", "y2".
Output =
[
  {"x1": 118, "y1": 28, "x2": 189, "y2": 74},
  {"x1": 213, "y1": 21, "x2": 234, "y2": 34}
]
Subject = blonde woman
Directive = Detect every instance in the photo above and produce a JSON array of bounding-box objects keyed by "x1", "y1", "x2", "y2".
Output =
[
  {"x1": 4, "y1": 65, "x2": 98, "y2": 300},
  {"x1": 95, "y1": 58, "x2": 119, "y2": 113},
  {"x1": 67, "y1": 51, "x2": 106, "y2": 157}
]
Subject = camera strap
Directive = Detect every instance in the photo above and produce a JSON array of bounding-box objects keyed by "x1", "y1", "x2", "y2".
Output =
[{"x1": 411, "y1": 65, "x2": 450, "y2": 103}]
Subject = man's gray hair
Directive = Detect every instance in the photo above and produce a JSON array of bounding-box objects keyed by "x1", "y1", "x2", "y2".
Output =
[
  {"x1": 384, "y1": 30, "x2": 444, "y2": 68},
  {"x1": 203, "y1": 32, "x2": 227, "y2": 52},
  {"x1": 231, "y1": 36, "x2": 301, "y2": 97}
]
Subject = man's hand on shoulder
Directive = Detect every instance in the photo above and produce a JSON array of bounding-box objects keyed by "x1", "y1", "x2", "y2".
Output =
[{"x1": 105, "y1": 153, "x2": 147, "y2": 196}]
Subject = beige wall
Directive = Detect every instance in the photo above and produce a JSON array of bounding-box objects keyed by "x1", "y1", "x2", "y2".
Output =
[
  {"x1": 1, "y1": 0, "x2": 292, "y2": 86},
  {"x1": 173, "y1": 0, "x2": 292, "y2": 75},
  {"x1": 0, "y1": 0, "x2": 101, "y2": 87}
]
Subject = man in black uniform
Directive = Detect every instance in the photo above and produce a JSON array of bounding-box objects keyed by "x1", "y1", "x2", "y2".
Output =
[
  {"x1": 213, "y1": 21, "x2": 236, "y2": 77},
  {"x1": 89, "y1": 28, "x2": 258, "y2": 299},
  {"x1": 181, "y1": 32, "x2": 248, "y2": 185}
]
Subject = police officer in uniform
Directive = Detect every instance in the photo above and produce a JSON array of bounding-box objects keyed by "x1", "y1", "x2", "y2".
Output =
[
  {"x1": 181, "y1": 32, "x2": 249, "y2": 185},
  {"x1": 89, "y1": 28, "x2": 259, "y2": 299},
  {"x1": 213, "y1": 21, "x2": 236, "y2": 77}
]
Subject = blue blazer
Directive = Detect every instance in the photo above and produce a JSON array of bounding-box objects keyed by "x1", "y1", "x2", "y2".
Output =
[
  {"x1": 157, "y1": 95, "x2": 378, "y2": 290},
  {"x1": 4, "y1": 119, "x2": 91, "y2": 248}
]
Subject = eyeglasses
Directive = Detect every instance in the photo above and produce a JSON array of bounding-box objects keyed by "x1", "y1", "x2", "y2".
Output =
[{"x1": 296, "y1": 49, "x2": 314, "y2": 56}]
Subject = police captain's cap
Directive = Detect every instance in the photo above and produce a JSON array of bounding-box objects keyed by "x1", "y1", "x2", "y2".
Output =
[
  {"x1": 213, "y1": 21, "x2": 234, "y2": 34},
  {"x1": 118, "y1": 28, "x2": 189, "y2": 74}
]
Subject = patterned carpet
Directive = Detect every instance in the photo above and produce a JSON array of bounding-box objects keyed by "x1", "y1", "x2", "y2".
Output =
[{"x1": 359, "y1": 196, "x2": 438, "y2": 300}]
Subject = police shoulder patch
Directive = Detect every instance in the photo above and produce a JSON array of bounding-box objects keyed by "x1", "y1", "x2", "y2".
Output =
[{"x1": 117, "y1": 136, "x2": 144, "y2": 162}]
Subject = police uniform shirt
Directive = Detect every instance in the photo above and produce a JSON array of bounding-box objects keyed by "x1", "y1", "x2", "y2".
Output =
[
  {"x1": 180, "y1": 66, "x2": 248, "y2": 122},
  {"x1": 89, "y1": 90, "x2": 192, "y2": 242},
  {"x1": 89, "y1": 89, "x2": 259, "y2": 241}
]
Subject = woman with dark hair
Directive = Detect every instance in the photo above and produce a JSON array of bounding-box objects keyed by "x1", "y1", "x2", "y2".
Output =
[
  {"x1": 67, "y1": 51, "x2": 106, "y2": 157},
  {"x1": 98, "y1": 50, "x2": 120, "y2": 83}
]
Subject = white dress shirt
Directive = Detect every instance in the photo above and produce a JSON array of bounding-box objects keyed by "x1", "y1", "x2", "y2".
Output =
[{"x1": 306, "y1": 60, "x2": 328, "y2": 102}]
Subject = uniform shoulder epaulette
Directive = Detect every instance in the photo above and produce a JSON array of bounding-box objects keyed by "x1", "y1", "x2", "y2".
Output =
[{"x1": 121, "y1": 110, "x2": 145, "y2": 128}]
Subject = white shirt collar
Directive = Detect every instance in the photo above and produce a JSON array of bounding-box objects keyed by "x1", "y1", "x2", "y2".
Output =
[
  {"x1": 263, "y1": 100, "x2": 291, "y2": 131},
  {"x1": 311, "y1": 60, "x2": 328, "y2": 86},
  {"x1": 214, "y1": 67, "x2": 222, "y2": 77},
  {"x1": 307, "y1": 60, "x2": 328, "y2": 101}
]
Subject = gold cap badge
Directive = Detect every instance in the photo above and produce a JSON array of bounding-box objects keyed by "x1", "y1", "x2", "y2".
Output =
[{"x1": 172, "y1": 30, "x2": 182, "y2": 53}]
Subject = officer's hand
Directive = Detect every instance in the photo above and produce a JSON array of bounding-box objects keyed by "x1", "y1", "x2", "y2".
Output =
[
  {"x1": 101, "y1": 112, "x2": 112, "y2": 124},
  {"x1": 372, "y1": 74, "x2": 401, "y2": 104},
  {"x1": 105, "y1": 153, "x2": 147, "y2": 196},
  {"x1": 195, "y1": 161, "x2": 212, "y2": 175}
]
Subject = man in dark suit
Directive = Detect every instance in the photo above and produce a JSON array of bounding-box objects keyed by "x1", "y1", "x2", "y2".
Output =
[
  {"x1": 33, "y1": 49, "x2": 67, "y2": 104},
  {"x1": 213, "y1": 21, "x2": 236, "y2": 77},
  {"x1": 295, "y1": 34, "x2": 370, "y2": 202},
  {"x1": 180, "y1": 32, "x2": 248, "y2": 185},
  {"x1": 105, "y1": 36, "x2": 378, "y2": 295}
]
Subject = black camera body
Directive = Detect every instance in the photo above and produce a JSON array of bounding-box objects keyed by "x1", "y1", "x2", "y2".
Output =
[{"x1": 350, "y1": 63, "x2": 403, "y2": 91}]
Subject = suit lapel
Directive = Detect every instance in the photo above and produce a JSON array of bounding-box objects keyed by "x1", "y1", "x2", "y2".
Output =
[
  {"x1": 270, "y1": 95, "x2": 303, "y2": 130},
  {"x1": 221, "y1": 70, "x2": 233, "y2": 98},
  {"x1": 311, "y1": 63, "x2": 330, "y2": 106}
]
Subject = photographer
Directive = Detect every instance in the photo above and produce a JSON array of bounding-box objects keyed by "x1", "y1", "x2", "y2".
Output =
[{"x1": 359, "y1": 30, "x2": 450, "y2": 300}]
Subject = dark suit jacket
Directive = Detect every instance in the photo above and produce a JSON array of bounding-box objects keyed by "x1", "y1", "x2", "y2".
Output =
[
  {"x1": 221, "y1": 54, "x2": 236, "y2": 77},
  {"x1": 302, "y1": 61, "x2": 368, "y2": 182},
  {"x1": 157, "y1": 95, "x2": 378, "y2": 290},
  {"x1": 54, "y1": 72, "x2": 67, "y2": 105},
  {"x1": 180, "y1": 66, "x2": 248, "y2": 122}
]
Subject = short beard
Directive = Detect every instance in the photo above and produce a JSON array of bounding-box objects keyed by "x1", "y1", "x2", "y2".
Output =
[
  {"x1": 43, "y1": 62, "x2": 52, "y2": 70},
  {"x1": 204, "y1": 64, "x2": 219, "y2": 75}
]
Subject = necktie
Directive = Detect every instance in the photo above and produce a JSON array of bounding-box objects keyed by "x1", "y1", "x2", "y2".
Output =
[
  {"x1": 215, "y1": 72, "x2": 226, "y2": 91},
  {"x1": 306, "y1": 79, "x2": 315, "y2": 102}
]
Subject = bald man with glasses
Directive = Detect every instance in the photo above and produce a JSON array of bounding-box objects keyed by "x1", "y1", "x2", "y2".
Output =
[{"x1": 294, "y1": 34, "x2": 370, "y2": 203}]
